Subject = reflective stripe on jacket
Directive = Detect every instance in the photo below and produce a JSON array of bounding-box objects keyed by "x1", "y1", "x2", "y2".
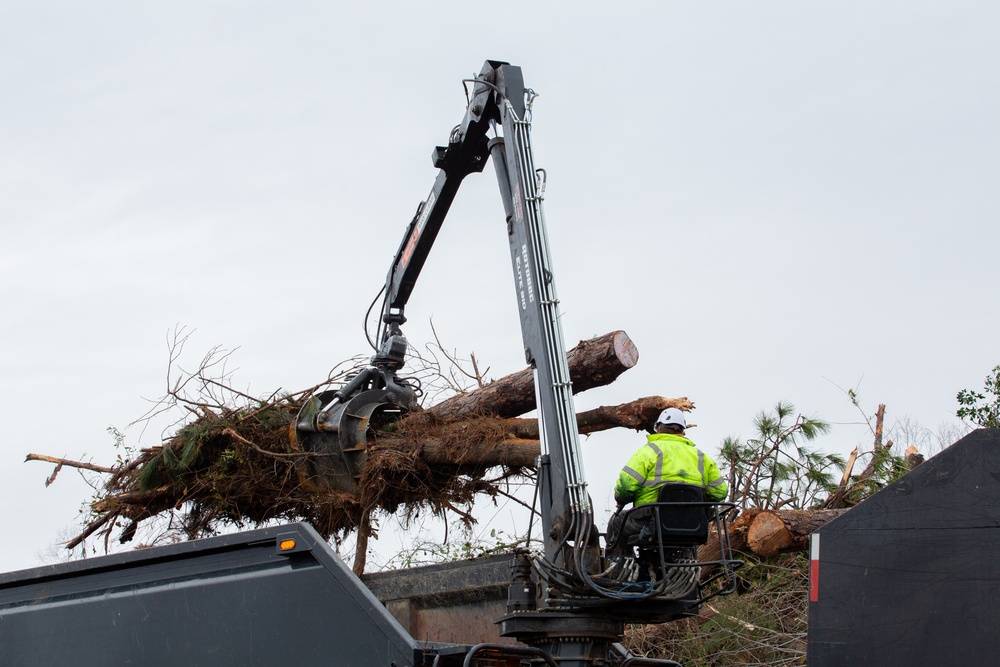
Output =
[{"x1": 613, "y1": 433, "x2": 728, "y2": 506}]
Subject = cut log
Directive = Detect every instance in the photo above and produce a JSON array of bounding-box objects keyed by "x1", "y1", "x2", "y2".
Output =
[
  {"x1": 414, "y1": 330, "x2": 638, "y2": 423},
  {"x1": 573, "y1": 396, "x2": 694, "y2": 434},
  {"x1": 487, "y1": 396, "x2": 695, "y2": 440},
  {"x1": 745, "y1": 509, "x2": 847, "y2": 557}
]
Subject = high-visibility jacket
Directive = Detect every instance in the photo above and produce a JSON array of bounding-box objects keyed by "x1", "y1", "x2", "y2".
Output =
[{"x1": 613, "y1": 433, "x2": 728, "y2": 506}]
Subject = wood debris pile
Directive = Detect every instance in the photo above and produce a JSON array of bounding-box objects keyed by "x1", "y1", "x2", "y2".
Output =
[{"x1": 29, "y1": 330, "x2": 696, "y2": 566}]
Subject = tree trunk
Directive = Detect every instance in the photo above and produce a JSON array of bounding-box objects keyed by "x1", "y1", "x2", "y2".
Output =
[
  {"x1": 412, "y1": 438, "x2": 541, "y2": 467},
  {"x1": 698, "y1": 508, "x2": 846, "y2": 579},
  {"x1": 385, "y1": 396, "x2": 694, "y2": 468},
  {"x1": 745, "y1": 509, "x2": 847, "y2": 557},
  {"x1": 573, "y1": 396, "x2": 694, "y2": 434},
  {"x1": 496, "y1": 396, "x2": 696, "y2": 440},
  {"x1": 354, "y1": 509, "x2": 371, "y2": 576},
  {"x1": 698, "y1": 509, "x2": 761, "y2": 580},
  {"x1": 413, "y1": 330, "x2": 639, "y2": 423}
]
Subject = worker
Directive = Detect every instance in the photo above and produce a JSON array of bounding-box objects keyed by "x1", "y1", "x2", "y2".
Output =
[{"x1": 606, "y1": 407, "x2": 728, "y2": 553}]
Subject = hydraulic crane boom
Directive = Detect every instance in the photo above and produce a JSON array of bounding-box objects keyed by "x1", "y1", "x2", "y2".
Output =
[{"x1": 295, "y1": 60, "x2": 594, "y2": 570}]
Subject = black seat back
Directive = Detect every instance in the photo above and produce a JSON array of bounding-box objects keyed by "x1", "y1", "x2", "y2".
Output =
[{"x1": 653, "y1": 483, "x2": 709, "y2": 546}]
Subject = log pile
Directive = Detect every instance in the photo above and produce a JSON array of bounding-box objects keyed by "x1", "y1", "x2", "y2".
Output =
[{"x1": 28, "y1": 330, "x2": 694, "y2": 567}]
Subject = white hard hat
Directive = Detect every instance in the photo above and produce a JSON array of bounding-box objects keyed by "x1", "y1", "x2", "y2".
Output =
[{"x1": 656, "y1": 408, "x2": 687, "y2": 428}]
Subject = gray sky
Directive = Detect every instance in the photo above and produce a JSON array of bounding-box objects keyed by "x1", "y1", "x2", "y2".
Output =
[{"x1": 2, "y1": 1, "x2": 998, "y2": 573}]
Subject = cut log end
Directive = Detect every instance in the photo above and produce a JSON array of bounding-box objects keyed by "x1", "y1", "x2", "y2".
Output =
[
  {"x1": 746, "y1": 511, "x2": 795, "y2": 557},
  {"x1": 745, "y1": 508, "x2": 848, "y2": 557},
  {"x1": 420, "y1": 330, "x2": 641, "y2": 423},
  {"x1": 611, "y1": 330, "x2": 639, "y2": 369}
]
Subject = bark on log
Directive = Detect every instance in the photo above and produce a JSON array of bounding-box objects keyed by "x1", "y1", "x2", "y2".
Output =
[
  {"x1": 497, "y1": 396, "x2": 696, "y2": 440},
  {"x1": 413, "y1": 330, "x2": 638, "y2": 423},
  {"x1": 354, "y1": 509, "x2": 372, "y2": 576},
  {"x1": 574, "y1": 396, "x2": 694, "y2": 434},
  {"x1": 746, "y1": 509, "x2": 847, "y2": 557},
  {"x1": 413, "y1": 438, "x2": 540, "y2": 467}
]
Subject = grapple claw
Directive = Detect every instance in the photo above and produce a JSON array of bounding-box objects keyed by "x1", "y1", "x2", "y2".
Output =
[{"x1": 291, "y1": 388, "x2": 408, "y2": 492}]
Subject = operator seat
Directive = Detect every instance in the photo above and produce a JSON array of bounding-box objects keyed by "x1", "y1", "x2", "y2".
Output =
[
  {"x1": 608, "y1": 483, "x2": 740, "y2": 602},
  {"x1": 626, "y1": 483, "x2": 710, "y2": 552}
]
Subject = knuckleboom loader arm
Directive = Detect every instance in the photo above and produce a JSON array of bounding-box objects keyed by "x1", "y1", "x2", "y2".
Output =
[
  {"x1": 379, "y1": 60, "x2": 594, "y2": 570},
  {"x1": 291, "y1": 61, "x2": 595, "y2": 576}
]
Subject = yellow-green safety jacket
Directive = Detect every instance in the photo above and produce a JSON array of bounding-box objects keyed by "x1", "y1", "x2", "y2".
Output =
[{"x1": 614, "y1": 433, "x2": 728, "y2": 506}]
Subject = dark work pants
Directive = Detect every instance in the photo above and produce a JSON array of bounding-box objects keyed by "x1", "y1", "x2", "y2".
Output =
[{"x1": 606, "y1": 505, "x2": 654, "y2": 552}]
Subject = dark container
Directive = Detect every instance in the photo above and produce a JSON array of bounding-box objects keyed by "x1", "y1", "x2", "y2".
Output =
[{"x1": 808, "y1": 428, "x2": 1000, "y2": 666}]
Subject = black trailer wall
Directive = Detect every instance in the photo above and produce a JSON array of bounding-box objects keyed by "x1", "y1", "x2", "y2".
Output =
[
  {"x1": 808, "y1": 428, "x2": 1000, "y2": 666},
  {"x1": 0, "y1": 524, "x2": 420, "y2": 667}
]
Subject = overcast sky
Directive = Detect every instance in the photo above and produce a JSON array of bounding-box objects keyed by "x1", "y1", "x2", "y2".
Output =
[{"x1": 2, "y1": 1, "x2": 997, "y2": 573}]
